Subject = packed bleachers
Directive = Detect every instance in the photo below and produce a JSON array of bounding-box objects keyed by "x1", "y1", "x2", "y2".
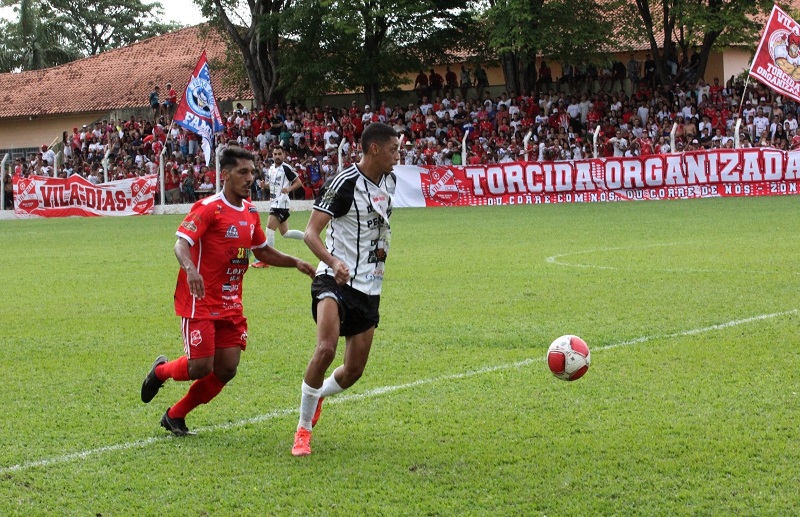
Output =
[{"x1": 7, "y1": 67, "x2": 799, "y2": 207}]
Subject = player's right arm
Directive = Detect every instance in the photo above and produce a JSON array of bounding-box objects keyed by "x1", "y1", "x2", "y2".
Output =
[
  {"x1": 304, "y1": 209, "x2": 350, "y2": 285},
  {"x1": 175, "y1": 237, "x2": 205, "y2": 299}
]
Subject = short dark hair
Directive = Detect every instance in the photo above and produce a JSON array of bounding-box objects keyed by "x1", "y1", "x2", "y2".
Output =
[
  {"x1": 361, "y1": 122, "x2": 398, "y2": 153},
  {"x1": 219, "y1": 146, "x2": 255, "y2": 170}
]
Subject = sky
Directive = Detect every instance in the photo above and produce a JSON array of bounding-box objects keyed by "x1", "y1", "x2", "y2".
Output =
[
  {"x1": 1, "y1": 1, "x2": 208, "y2": 26},
  {"x1": 147, "y1": 0, "x2": 208, "y2": 26}
]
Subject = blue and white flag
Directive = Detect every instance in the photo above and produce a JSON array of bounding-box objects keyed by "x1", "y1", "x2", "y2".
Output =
[{"x1": 174, "y1": 51, "x2": 225, "y2": 166}]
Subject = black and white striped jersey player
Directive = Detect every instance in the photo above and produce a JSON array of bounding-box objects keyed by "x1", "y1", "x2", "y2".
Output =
[
  {"x1": 292, "y1": 122, "x2": 401, "y2": 456},
  {"x1": 251, "y1": 147, "x2": 304, "y2": 268},
  {"x1": 267, "y1": 146, "x2": 305, "y2": 242}
]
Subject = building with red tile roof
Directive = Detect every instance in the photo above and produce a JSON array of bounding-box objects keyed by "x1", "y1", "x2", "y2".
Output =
[{"x1": 0, "y1": 24, "x2": 251, "y2": 151}]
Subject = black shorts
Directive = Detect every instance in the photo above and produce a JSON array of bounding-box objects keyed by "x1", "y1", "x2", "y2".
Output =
[
  {"x1": 269, "y1": 208, "x2": 290, "y2": 223},
  {"x1": 311, "y1": 274, "x2": 380, "y2": 337}
]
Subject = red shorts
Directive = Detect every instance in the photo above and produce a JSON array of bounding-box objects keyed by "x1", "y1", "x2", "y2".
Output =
[{"x1": 180, "y1": 316, "x2": 248, "y2": 359}]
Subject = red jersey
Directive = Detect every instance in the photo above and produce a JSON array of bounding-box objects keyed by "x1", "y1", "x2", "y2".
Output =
[{"x1": 175, "y1": 194, "x2": 267, "y2": 320}]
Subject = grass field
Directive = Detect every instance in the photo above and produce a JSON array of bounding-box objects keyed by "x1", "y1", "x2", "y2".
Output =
[{"x1": 1, "y1": 196, "x2": 799, "y2": 516}]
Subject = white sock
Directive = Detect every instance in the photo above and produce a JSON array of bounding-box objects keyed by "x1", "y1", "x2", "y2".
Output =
[
  {"x1": 283, "y1": 229, "x2": 304, "y2": 240},
  {"x1": 320, "y1": 369, "x2": 345, "y2": 397},
  {"x1": 266, "y1": 228, "x2": 276, "y2": 248},
  {"x1": 298, "y1": 381, "x2": 321, "y2": 431}
]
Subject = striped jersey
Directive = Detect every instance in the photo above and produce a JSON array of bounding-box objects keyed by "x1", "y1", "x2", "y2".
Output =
[
  {"x1": 174, "y1": 193, "x2": 267, "y2": 319},
  {"x1": 313, "y1": 164, "x2": 396, "y2": 295},
  {"x1": 268, "y1": 162, "x2": 298, "y2": 209}
]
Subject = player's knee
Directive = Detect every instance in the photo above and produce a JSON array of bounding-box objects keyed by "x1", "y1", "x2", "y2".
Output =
[
  {"x1": 313, "y1": 340, "x2": 337, "y2": 366},
  {"x1": 215, "y1": 366, "x2": 237, "y2": 384},
  {"x1": 188, "y1": 360, "x2": 213, "y2": 380},
  {"x1": 341, "y1": 363, "x2": 365, "y2": 384}
]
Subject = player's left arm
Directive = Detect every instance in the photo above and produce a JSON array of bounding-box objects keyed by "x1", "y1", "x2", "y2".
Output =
[
  {"x1": 283, "y1": 176, "x2": 303, "y2": 195},
  {"x1": 252, "y1": 244, "x2": 315, "y2": 277}
]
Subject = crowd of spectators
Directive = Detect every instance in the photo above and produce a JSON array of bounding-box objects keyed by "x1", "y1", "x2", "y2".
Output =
[{"x1": 6, "y1": 61, "x2": 800, "y2": 208}]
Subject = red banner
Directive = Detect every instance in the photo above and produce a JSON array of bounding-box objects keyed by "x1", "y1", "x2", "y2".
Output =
[
  {"x1": 392, "y1": 149, "x2": 800, "y2": 207},
  {"x1": 749, "y1": 5, "x2": 800, "y2": 104},
  {"x1": 12, "y1": 174, "x2": 158, "y2": 217}
]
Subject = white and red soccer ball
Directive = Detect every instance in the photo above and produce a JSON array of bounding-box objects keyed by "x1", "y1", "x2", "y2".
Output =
[{"x1": 547, "y1": 335, "x2": 591, "y2": 381}]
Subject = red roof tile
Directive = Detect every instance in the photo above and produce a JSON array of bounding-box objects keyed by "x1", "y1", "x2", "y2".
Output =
[{"x1": 0, "y1": 24, "x2": 251, "y2": 119}]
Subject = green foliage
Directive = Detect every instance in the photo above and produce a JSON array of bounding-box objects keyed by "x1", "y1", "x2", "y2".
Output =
[
  {"x1": 0, "y1": 0, "x2": 178, "y2": 72},
  {"x1": 487, "y1": 0, "x2": 611, "y2": 63},
  {"x1": 672, "y1": 0, "x2": 773, "y2": 49},
  {"x1": 279, "y1": 0, "x2": 473, "y2": 103},
  {"x1": 48, "y1": 0, "x2": 181, "y2": 55},
  {"x1": 1, "y1": 196, "x2": 800, "y2": 514},
  {"x1": 0, "y1": 0, "x2": 80, "y2": 72}
]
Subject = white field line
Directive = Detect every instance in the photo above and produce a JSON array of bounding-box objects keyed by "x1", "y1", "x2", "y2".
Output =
[
  {"x1": 545, "y1": 243, "x2": 724, "y2": 274},
  {"x1": 1, "y1": 308, "x2": 796, "y2": 475}
]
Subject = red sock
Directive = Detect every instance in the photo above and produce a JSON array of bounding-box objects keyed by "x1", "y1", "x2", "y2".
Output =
[
  {"x1": 155, "y1": 356, "x2": 190, "y2": 382},
  {"x1": 169, "y1": 372, "x2": 225, "y2": 419}
]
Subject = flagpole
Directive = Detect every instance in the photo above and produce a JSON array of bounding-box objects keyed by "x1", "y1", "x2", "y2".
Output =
[{"x1": 734, "y1": 74, "x2": 752, "y2": 149}]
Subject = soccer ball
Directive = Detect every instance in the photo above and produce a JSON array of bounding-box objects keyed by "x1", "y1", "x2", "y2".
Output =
[{"x1": 547, "y1": 335, "x2": 591, "y2": 381}]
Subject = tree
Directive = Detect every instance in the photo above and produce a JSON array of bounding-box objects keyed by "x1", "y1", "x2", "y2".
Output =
[
  {"x1": 299, "y1": 0, "x2": 473, "y2": 107},
  {"x1": 621, "y1": 0, "x2": 773, "y2": 86},
  {"x1": 199, "y1": 0, "x2": 473, "y2": 108},
  {"x1": 48, "y1": 0, "x2": 179, "y2": 56},
  {"x1": 195, "y1": 0, "x2": 285, "y2": 108},
  {"x1": 483, "y1": 0, "x2": 613, "y2": 95},
  {"x1": 0, "y1": 0, "x2": 80, "y2": 72},
  {"x1": 0, "y1": 0, "x2": 179, "y2": 72}
]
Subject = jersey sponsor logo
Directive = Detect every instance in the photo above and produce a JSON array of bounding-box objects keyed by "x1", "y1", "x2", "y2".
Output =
[
  {"x1": 222, "y1": 283, "x2": 240, "y2": 293},
  {"x1": 181, "y1": 220, "x2": 198, "y2": 232},
  {"x1": 225, "y1": 225, "x2": 240, "y2": 239},
  {"x1": 239, "y1": 220, "x2": 248, "y2": 226},
  {"x1": 190, "y1": 329, "x2": 202, "y2": 347}
]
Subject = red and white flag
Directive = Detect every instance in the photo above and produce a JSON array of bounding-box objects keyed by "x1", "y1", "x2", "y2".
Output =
[{"x1": 749, "y1": 5, "x2": 800, "y2": 103}]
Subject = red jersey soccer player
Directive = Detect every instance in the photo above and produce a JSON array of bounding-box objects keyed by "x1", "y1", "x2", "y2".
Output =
[{"x1": 141, "y1": 146, "x2": 315, "y2": 436}]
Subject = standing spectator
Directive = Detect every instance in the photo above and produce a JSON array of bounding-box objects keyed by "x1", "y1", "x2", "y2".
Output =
[
  {"x1": 445, "y1": 65, "x2": 458, "y2": 97},
  {"x1": 608, "y1": 129, "x2": 628, "y2": 157},
  {"x1": 165, "y1": 167, "x2": 181, "y2": 204},
  {"x1": 413, "y1": 70, "x2": 429, "y2": 101},
  {"x1": 429, "y1": 68, "x2": 444, "y2": 99},
  {"x1": 536, "y1": 62, "x2": 552, "y2": 93},
  {"x1": 643, "y1": 53, "x2": 656, "y2": 89},
  {"x1": 149, "y1": 85, "x2": 161, "y2": 118},
  {"x1": 474, "y1": 63, "x2": 490, "y2": 92},
  {"x1": 181, "y1": 171, "x2": 195, "y2": 203},
  {"x1": 139, "y1": 146, "x2": 315, "y2": 436},
  {"x1": 459, "y1": 65, "x2": 473, "y2": 100},
  {"x1": 3, "y1": 170, "x2": 12, "y2": 209},
  {"x1": 626, "y1": 54, "x2": 640, "y2": 89},
  {"x1": 163, "y1": 83, "x2": 178, "y2": 119},
  {"x1": 753, "y1": 108, "x2": 770, "y2": 140}
]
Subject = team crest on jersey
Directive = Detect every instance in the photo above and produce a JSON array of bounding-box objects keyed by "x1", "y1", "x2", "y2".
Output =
[
  {"x1": 190, "y1": 330, "x2": 202, "y2": 347},
  {"x1": 225, "y1": 225, "x2": 240, "y2": 239},
  {"x1": 181, "y1": 220, "x2": 197, "y2": 232}
]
